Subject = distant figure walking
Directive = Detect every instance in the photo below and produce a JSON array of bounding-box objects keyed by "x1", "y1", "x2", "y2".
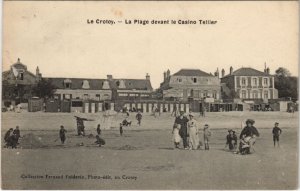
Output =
[
  {"x1": 171, "y1": 105, "x2": 177, "y2": 117},
  {"x1": 136, "y1": 111, "x2": 142, "y2": 126},
  {"x1": 119, "y1": 123, "x2": 123, "y2": 136},
  {"x1": 203, "y1": 124, "x2": 211, "y2": 150},
  {"x1": 96, "y1": 124, "x2": 101, "y2": 135},
  {"x1": 272, "y1": 122, "x2": 282, "y2": 147},
  {"x1": 59, "y1": 125, "x2": 67, "y2": 144}
]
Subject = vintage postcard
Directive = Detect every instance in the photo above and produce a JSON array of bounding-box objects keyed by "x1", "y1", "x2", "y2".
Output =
[{"x1": 1, "y1": 1, "x2": 299, "y2": 190}]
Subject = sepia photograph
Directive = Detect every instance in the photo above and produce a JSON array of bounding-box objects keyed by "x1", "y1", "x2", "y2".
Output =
[{"x1": 1, "y1": 1, "x2": 299, "y2": 190}]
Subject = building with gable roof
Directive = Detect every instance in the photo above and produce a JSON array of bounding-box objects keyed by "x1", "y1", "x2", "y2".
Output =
[
  {"x1": 2, "y1": 58, "x2": 42, "y2": 102},
  {"x1": 107, "y1": 73, "x2": 153, "y2": 101},
  {"x1": 159, "y1": 69, "x2": 221, "y2": 101},
  {"x1": 220, "y1": 66, "x2": 278, "y2": 101},
  {"x1": 44, "y1": 77, "x2": 113, "y2": 101}
]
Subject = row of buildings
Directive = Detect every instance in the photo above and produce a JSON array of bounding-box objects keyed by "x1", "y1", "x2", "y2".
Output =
[{"x1": 2, "y1": 58, "x2": 281, "y2": 112}]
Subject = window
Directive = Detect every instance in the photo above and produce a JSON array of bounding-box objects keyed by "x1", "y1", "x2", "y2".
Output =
[
  {"x1": 252, "y1": 78, "x2": 258, "y2": 86},
  {"x1": 96, "y1": 94, "x2": 100, "y2": 101},
  {"x1": 264, "y1": 91, "x2": 269, "y2": 99},
  {"x1": 64, "y1": 94, "x2": 71, "y2": 100},
  {"x1": 72, "y1": 101, "x2": 83, "y2": 107},
  {"x1": 241, "y1": 90, "x2": 247, "y2": 98},
  {"x1": 263, "y1": 78, "x2": 269, "y2": 86},
  {"x1": 119, "y1": 93, "x2": 128, "y2": 97},
  {"x1": 212, "y1": 91, "x2": 217, "y2": 99},
  {"x1": 83, "y1": 94, "x2": 89, "y2": 100},
  {"x1": 252, "y1": 91, "x2": 258, "y2": 99},
  {"x1": 193, "y1": 78, "x2": 197, "y2": 83},
  {"x1": 19, "y1": 73, "x2": 24, "y2": 80},
  {"x1": 241, "y1": 78, "x2": 246, "y2": 85},
  {"x1": 178, "y1": 78, "x2": 182, "y2": 83},
  {"x1": 65, "y1": 83, "x2": 71, "y2": 89},
  {"x1": 203, "y1": 91, "x2": 208, "y2": 97}
]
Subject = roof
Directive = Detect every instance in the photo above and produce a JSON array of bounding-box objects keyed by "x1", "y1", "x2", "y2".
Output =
[
  {"x1": 45, "y1": 78, "x2": 109, "y2": 90},
  {"x1": 11, "y1": 58, "x2": 27, "y2": 70},
  {"x1": 109, "y1": 79, "x2": 153, "y2": 90},
  {"x1": 224, "y1": 67, "x2": 271, "y2": 77},
  {"x1": 173, "y1": 69, "x2": 213, "y2": 77},
  {"x1": 45, "y1": 78, "x2": 153, "y2": 91}
]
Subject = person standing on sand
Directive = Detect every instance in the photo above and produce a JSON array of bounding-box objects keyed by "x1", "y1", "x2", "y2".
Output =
[
  {"x1": 119, "y1": 123, "x2": 124, "y2": 136},
  {"x1": 96, "y1": 124, "x2": 101, "y2": 135},
  {"x1": 187, "y1": 113, "x2": 199, "y2": 150},
  {"x1": 136, "y1": 111, "x2": 142, "y2": 126},
  {"x1": 203, "y1": 124, "x2": 211, "y2": 150},
  {"x1": 74, "y1": 116, "x2": 93, "y2": 136},
  {"x1": 174, "y1": 110, "x2": 189, "y2": 149},
  {"x1": 272, "y1": 122, "x2": 282, "y2": 147},
  {"x1": 59, "y1": 125, "x2": 67, "y2": 144},
  {"x1": 13, "y1": 126, "x2": 21, "y2": 144}
]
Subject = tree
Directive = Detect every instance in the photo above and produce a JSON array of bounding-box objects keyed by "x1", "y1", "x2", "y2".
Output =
[
  {"x1": 274, "y1": 67, "x2": 298, "y2": 99},
  {"x1": 275, "y1": 67, "x2": 291, "y2": 77},
  {"x1": 32, "y1": 79, "x2": 57, "y2": 99}
]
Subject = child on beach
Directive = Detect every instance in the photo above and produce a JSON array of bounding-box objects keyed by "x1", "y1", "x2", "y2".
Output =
[{"x1": 203, "y1": 124, "x2": 211, "y2": 150}]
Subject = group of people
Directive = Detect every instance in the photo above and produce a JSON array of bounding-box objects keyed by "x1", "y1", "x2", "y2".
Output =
[
  {"x1": 4, "y1": 111, "x2": 283, "y2": 152},
  {"x1": 172, "y1": 110, "x2": 283, "y2": 154},
  {"x1": 4, "y1": 126, "x2": 21, "y2": 148},
  {"x1": 172, "y1": 111, "x2": 212, "y2": 150}
]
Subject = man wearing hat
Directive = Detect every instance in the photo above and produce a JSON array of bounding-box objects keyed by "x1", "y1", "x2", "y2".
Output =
[
  {"x1": 272, "y1": 122, "x2": 282, "y2": 147},
  {"x1": 174, "y1": 109, "x2": 189, "y2": 149},
  {"x1": 239, "y1": 119, "x2": 260, "y2": 154}
]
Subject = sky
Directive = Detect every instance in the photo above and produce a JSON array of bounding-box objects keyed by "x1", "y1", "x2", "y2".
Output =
[{"x1": 3, "y1": 1, "x2": 299, "y2": 89}]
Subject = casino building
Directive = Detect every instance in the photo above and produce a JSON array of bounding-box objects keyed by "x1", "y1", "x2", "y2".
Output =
[{"x1": 159, "y1": 68, "x2": 221, "y2": 101}]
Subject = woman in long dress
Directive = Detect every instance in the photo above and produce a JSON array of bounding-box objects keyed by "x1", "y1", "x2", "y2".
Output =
[{"x1": 188, "y1": 113, "x2": 199, "y2": 150}]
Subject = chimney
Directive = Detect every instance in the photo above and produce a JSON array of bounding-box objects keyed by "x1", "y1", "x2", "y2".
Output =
[
  {"x1": 214, "y1": 68, "x2": 219, "y2": 78},
  {"x1": 264, "y1": 62, "x2": 267, "y2": 73},
  {"x1": 163, "y1": 71, "x2": 167, "y2": 81},
  {"x1": 107, "y1": 75, "x2": 113, "y2": 80},
  {"x1": 36, "y1": 66, "x2": 40, "y2": 76},
  {"x1": 266, "y1": 67, "x2": 270, "y2": 74},
  {"x1": 230, "y1": 66, "x2": 233, "y2": 75},
  {"x1": 221, "y1": 68, "x2": 225, "y2": 77},
  {"x1": 146, "y1": 73, "x2": 150, "y2": 80},
  {"x1": 36, "y1": 66, "x2": 42, "y2": 81},
  {"x1": 166, "y1": 69, "x2": 170, "y2": 78}
]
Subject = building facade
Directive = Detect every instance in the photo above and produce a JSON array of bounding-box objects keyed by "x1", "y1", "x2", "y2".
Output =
[
  {"x1": 2, "y1": 58, "x2": 41, "y2": 102},
  {"x1": 107, "y1": 74, "x2": 153, "y2": 101},
  {"x1": 159, "y1": 69, "x2": 221, "y2": 101},
  {"x1": 46, "y1": 78, "x2": 113, "y2": 101},
  {"x1": 221, "y1": 66, "x2": 278, "y2": 101}
]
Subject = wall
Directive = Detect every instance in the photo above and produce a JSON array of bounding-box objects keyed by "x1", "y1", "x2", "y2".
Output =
[{"x1": 54, "y1": 89, "x2": 112, "y2": 101}]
